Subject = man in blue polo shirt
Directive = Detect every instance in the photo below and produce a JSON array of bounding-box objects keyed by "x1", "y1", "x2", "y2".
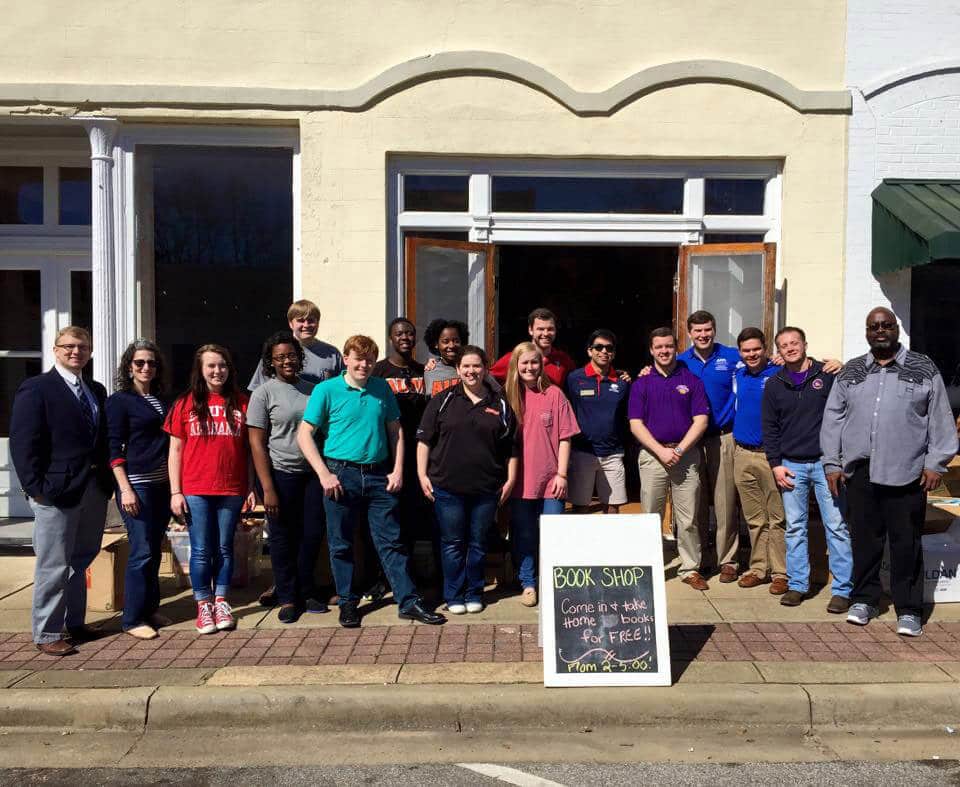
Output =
[
  {"x1": 731, "y1": 328, "x2": 787, "y2": 594},
  {"x1": 629, "y1": 327, "x2": 710, "y2": 590},
  {"x1": 566, "y1": 329, "x2": 630, "y2": 514},
  {"x1": 296, "y1": 334, "x2": 445, "y2": 628},
  {"x1": 677, "y1": 310, "x2": 743, "y2": 583}
]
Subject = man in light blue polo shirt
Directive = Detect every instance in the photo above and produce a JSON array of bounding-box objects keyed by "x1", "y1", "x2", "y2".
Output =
[
  {"x1": 297, "y1": 335, "x2": 445, "y2": 628},
  {"x1": 677, "y1": 310, "x2": 743, "y2": 583}
]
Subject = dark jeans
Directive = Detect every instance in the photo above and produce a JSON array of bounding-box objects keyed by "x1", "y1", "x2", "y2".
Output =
[
  {"x1": 846, "y1": 462, "x2": 925, "y2": 617},
  {"x1": 510, "y1": 497, "x2": 565, "y2": 589},
  {"x1": 117, "y1": 481, "x2": 170, "y2": 630},
  {"x1": 321, "y1": 460, "x2": 418, "y2": 611},
  {"x1": 268, "y1": 469, "x2": 326, "y2": 606},
  {"x1": 433, "y1": 486, "x2": 498, "y2": 605}
]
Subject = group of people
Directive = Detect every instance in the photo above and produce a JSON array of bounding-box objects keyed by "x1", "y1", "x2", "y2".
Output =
[{"x1": 8, "y1": 297, "x2": 957, "y2": 657}]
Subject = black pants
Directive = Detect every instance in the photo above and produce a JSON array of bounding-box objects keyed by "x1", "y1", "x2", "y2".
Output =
[
  {"x1": 268, "y1": 469, "x2": 326, "y2": 606},
  {"x1": 846, "y1": 462, "x2": 924, "y2": 617}
]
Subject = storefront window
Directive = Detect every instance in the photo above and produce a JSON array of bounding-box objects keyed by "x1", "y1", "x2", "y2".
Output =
[
  {"x1": 403, "y1": 175, "x2": 469, "y2": 211},
  {"x1": 59, "y1": 167, "x2": 92, "y2": 225},
  {"x1": 492, "y1": 176, "x2": 683, "y2": 214},
  {"x1": 0, "y1": 270, "x2": 42, "y2": 436},
  {"x1": 141, "y1": 146, "x2": 293, "y2": 390},
  {"x1": 705, "y1": 179, "x2": 765, "y2": 215},
  {"x1": 0, "y1": 167, "x2": 43, "y2": 225}
]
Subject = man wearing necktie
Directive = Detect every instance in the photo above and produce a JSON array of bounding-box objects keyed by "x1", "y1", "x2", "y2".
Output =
[{"x1": 10, "y1": 326, "x2": 113, "y2": 656}]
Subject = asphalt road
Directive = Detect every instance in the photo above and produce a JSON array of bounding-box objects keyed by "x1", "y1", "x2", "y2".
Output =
[{"x1": 1, "y1": 762, "x2": 958, "y2": 786}]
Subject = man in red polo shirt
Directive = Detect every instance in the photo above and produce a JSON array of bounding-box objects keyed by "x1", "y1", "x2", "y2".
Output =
[{"x1": 489, "y1": 308, "x2": 576, "y2": 386}]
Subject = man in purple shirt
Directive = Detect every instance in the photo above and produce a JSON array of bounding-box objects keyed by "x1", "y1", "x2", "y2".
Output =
[{"x1": 629, "y1": 327, "x2": 711, "y2": 590}]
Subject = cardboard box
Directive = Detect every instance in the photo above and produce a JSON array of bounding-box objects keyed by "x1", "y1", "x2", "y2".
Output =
[
  {"x1": 165, "y1": 523, "x2": 264, "y2": 589},
  {"x1": 85, "y1": 532, "x2": 129, "y2": 613},
  {"x1": 930, "y1": 456, "x2": 960, "y2": 497},
  {"x1": 881, "y1": 519, "x2": 960, "y2": 603},
  {"x1": 926, "y1": 497, "x2": 960, "y2": 534}
]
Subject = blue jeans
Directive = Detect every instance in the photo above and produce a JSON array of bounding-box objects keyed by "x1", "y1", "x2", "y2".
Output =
[
  {"x1": 185, "y1": 495, "x2": 244, "y2": 601},
  {"x1": 267, "y1": 470, "x2": 326, "y2": 606},
  {"x1": 321, "y1": 460, "x2": 418, "y2": 611},
  {"x1": 433, "y1": 486, "x2": 498, "y2": 605},
  {"x1": 510, "y1": 498, "x2": 565, "y2": 589},
  {"x1": 780, "y1": 459, "x2": 853, "y2": 596},
  {"x1": 117, "y1": 481, "x2": 170, "y2": 630}
]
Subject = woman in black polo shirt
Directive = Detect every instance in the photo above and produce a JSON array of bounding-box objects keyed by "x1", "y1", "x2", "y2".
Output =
[{"x1": 416, "y1": 345, "x2": 518, "y2": 614}]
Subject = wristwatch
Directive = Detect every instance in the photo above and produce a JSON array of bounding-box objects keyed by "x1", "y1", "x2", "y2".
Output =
[{"x1": 672, "y1": 446, "x2": 684, "y2": 457}]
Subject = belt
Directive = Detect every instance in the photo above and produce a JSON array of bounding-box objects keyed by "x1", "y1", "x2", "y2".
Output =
[
  {"x1": 735, "y1": 441, "x2": 764, "y2": 453},
  {"x1": 324, "y1": 457, "x2": 385, "y2": 472}
]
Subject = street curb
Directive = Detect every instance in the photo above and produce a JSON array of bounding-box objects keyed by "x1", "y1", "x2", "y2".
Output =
[
  {"x1": 0, "y1": 687, "x2": 153, "y2": 731},
  {"x1": 806, "y1": 683, "x2": 960, "y2": 727}
]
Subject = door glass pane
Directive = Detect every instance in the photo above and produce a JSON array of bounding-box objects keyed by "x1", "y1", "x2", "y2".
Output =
[
  {"x1": 403, "y1": 175, "x2": 469, "y2": 212},
  {"x1": 0, "y1": 358, "x2": 42, "y2": 437},
  {"x1": 142, "y1": 146, "x2": 293, "y2": 391},
  {"x1": 0, "y1": 166, "x2": 43, "y2": 224},
  {"x1": 414, "y1": 245, "x2": 472, "y2": 331},
  {"x1": 703, "y1": 233, "x2": 766, "y2": 244},
  {"x1": 70, "y1": 271, "x2": 93, "y2": 335},
  {"x1": 0, "y1": 270, "x2": 41, "y2": 350},
  {"x1": 687, "y1": 252, "x2": 764, "y2": 346},
  {"x1": 59, "y1": 167, "x2": 92, "y2": 225},
  {"x1": 704, "y1": 179, "x2": 765, "y2": 215},
  {"x1": 492, "y1": 176, "x2": 683, "y2": 214}
]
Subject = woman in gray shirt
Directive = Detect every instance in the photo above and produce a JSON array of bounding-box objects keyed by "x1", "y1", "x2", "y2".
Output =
[{"x1": 248, "y1": 331, "x2": 329, "y2": 623}]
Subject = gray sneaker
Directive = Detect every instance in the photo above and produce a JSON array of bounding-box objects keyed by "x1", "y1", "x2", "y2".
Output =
[
  {"x1": 846, "y1": 602, "x2": 879, "y2": 626},
  {"x1": 896, "y1": 614, "x2": 922, "y2": 637}
]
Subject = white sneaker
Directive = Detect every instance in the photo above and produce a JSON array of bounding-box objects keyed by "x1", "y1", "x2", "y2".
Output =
[
  {"x1": 446, "y1": 603, "x2": 467, "y2": 615},
  {"x1": 465, "y1": 601, "x2": 484, "y2": 614}
]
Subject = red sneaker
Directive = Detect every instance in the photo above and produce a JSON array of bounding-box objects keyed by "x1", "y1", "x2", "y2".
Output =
[
  {"x1": 195, "y1": 601, "x2": 216, "y2": 635},
  {"x1": 214, "y1": 597, "x2": 235, "y2": 631}
]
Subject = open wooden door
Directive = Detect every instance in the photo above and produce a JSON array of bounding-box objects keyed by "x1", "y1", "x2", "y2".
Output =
[
  {"x1": 404, "y1": 237, "x2": 497, "y2": 356},
  {"x1": 675, "y1": 242, "x2": 776, "y2": 349}
]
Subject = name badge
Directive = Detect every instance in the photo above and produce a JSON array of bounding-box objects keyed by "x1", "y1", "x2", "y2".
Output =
[{"x1": 579, "y1": 389, "x2": 595, "y2": 397}]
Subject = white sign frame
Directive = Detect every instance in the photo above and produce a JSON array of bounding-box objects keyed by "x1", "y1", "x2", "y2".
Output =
[{"x1": 539, "y1": 514, "x2": 671, "y2": 687}]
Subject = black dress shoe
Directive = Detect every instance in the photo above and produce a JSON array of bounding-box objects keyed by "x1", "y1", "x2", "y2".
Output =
[
  {"x1": 66, "y1": 624, "x2": 102, "y2": 643},
  {"x1": 278, "y1": 604, "x2": 300, "y2": 624},
  {"x1": 303, "y1": 597, "x2": 329, "y2": 614},
  {"x1": 258, "y1": 585, "x2": 277, "y2": 607},
  {"x1": 398, "y1": 601, "x2": 446, "y2": 625},
  {"x1": 339, "y1": 602, "x2": 361, "y2": 628}
]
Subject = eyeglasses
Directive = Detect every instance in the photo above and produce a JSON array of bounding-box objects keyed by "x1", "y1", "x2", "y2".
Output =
[
  {"x1": 55, "y1": 343, "x2": 90, "y2": 353},
  {"x1": 272, "y1": 352, "x2": 299, "y2": 362},
  {"x1": 590, "y1": 344, "x2": 615, "y2": 354},
  {"x1": 867, "y1": 321, "x2": 897, "y2": 331},
  {"x1": 131, "y1": 359, "x2": 158, "y2": 369}
]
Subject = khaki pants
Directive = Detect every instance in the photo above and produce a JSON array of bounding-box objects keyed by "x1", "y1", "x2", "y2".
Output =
[
  {"x1": 638, "y1": 448, "x2": 701, "y2": 577},
  {"x1": 698, "y1": 432, "x2": 738, "y2": 569},
  {"x1": 733, "y1": 446, "x2": 786, "y2": 579}
]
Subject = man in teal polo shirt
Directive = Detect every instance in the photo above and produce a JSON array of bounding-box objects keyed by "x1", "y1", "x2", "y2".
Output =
[{"x1": 297, "y1": 335, "x2": 445, "y2": 628}]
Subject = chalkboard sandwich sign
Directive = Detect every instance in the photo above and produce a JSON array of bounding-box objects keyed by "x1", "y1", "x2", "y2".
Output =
[{"x1": 539, "y1": 515, "x2": 671, "y2": 687}]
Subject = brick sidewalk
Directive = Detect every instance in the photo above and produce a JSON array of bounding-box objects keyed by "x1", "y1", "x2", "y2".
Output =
[{"x1": 2, "y1": 621, "x2": 959, "y2": 672}]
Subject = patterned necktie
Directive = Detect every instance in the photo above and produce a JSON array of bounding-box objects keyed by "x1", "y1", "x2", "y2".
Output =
[{"x1": 75, "y1": 381, "x2": 96, "y2": 435}]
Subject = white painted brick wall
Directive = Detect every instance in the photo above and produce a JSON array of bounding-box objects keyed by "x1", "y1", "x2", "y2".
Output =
[{"x1": 844, "y1": 1, "x2": 960, "y2": 358}]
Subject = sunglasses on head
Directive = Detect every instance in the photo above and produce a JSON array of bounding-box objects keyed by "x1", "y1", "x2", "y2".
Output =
[
  {"x1": 590, "y1": 343, "x2": 615, "y2": 353},
  {"x1": 867, "y1": 321, "x2": 897, "y2": 331},
  {"x1": 132, "y1": 359, "x2": 158, "y2": 369}
]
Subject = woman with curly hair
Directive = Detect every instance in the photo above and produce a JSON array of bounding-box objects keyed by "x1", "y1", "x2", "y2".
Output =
[
  {"x1": 423, "y1": 318, "x2": 470, "y2": 398},
  {"x1": 248, "y1": 331, "x2": 328, "y2": 624},
  {"x1": 106, "y1": 340, "x2": 171, "y2": 640},
  {"x1": 164, "y1": 344, "x2": 254, "y2": 634}
]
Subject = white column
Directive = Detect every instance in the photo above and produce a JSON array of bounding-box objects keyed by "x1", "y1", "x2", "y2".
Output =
[{"x1": 79, "y1": 118, "x2": 120, "y2": 392}]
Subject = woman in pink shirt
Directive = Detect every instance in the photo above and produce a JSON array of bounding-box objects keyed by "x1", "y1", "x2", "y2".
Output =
[{"x1": 504, "y1": 342, "x2": 579, "y2": 607}]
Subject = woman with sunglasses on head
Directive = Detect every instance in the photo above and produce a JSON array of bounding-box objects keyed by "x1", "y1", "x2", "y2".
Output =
[
  {"x1": 106, "y1": 340, "x2": 172, "y2": 640},
  {"x1": 165, "y1": 344, "x2": 254, "y2": 635},
  {"x1": 504, "y1": 342, "x2": 579, "y2": 607},
  {"x1": 417, "y1": 345, "x2": 518, "y2": 614},
  {"x1": 248, "y1": 331, "x2": 328, "y2": 624}
]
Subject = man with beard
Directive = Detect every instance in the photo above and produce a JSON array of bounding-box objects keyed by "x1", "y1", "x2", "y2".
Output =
[{"x1": 821, "y1": 308, "x2": 957, "y2": 637}]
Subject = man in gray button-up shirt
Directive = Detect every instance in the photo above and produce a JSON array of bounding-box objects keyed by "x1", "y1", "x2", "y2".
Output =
[{"x1": 820, "y1": 307, "x2": 957, "y2": 637}]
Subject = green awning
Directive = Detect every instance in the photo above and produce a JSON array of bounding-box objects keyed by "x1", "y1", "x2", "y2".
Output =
[{"x1": 872, "y1": 180, "x2": 960, "y2": 274}]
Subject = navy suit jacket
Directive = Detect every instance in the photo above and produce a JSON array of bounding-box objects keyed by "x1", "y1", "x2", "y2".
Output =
[{"x1": 9, "y1": 368, "x2": 113, "y2": 508}]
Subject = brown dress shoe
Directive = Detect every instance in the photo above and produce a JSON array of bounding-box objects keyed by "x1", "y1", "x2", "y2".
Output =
[
  {"x1": 769, "y1": 577, "x2": 789, "y2": 595},
  {"x1": 826, "y1": 595, "x2": 851, "y2": 614},
  {"x1": 780, "y1": 590, "x2": 805, "y2": 607},
  {"x1": 36, "y1": 639, "x2": 77, "y2": 657},
  {"x1": 718, "y1": 565, "x2": 739, "y2": 583},
  {"x1": 681, "y1": 572, "x2": 710, "y2": 591},
  {"x1": 737, "y1": 572, "x2": 766, "y2": 588}
]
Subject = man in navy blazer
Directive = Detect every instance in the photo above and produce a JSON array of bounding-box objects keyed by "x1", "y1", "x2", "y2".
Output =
[{"x1": 10, "y1": 326, "x2": 113, "y2": 656}]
